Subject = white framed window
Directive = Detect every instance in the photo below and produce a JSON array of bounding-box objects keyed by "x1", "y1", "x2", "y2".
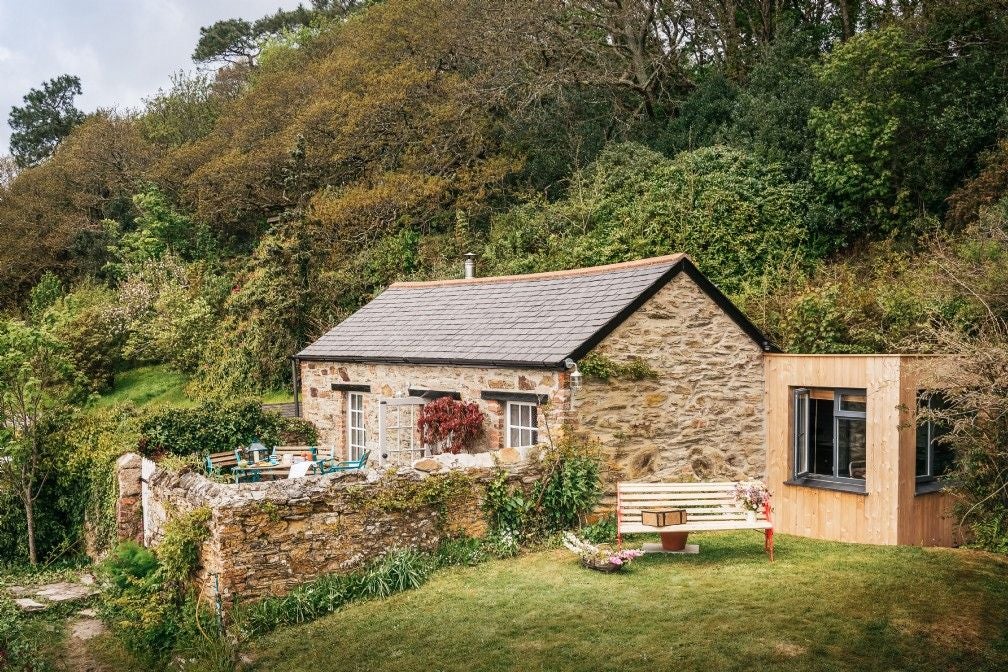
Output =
[
  {"x1": 347, "y1": 392, "x2": 366, "y2": 460},
  {"x1": 506, "y1": 401, "x2": 538, "y2": 448}
]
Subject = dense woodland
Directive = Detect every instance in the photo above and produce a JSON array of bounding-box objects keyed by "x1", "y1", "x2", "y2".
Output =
[{"x1": 3, "y1": 0, "x2": 1008, "y2": 565}]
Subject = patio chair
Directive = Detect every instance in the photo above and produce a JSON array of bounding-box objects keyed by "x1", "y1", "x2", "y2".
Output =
[{"x1": 319, "y1": 449, "x2": 370, "y2": 474}]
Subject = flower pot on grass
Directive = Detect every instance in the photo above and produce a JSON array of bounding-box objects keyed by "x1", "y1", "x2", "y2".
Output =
[{"x1": 659, "y1": 531, "x2": 689, "y2": 551}]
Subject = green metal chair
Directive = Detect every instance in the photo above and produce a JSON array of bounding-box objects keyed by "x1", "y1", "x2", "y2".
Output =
[{"x1": 319, "y1": 449, "x2": 370, "y2": 474}]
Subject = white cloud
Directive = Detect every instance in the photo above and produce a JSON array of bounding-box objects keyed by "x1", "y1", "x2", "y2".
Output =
[{"x1": 0, "y1": 0, "x2": 302, "y2": 152}]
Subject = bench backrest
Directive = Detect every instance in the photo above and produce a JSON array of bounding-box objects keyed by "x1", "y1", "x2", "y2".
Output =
[
  {"x1": 272, "y1": 445, "x2": 318, "y2": 460},
  {"x1": 206, "y1": 450, "x2": 240, "y2": 471},
  {"x1": 616, "y1": 481, "x2": 769, "y2": 525}
]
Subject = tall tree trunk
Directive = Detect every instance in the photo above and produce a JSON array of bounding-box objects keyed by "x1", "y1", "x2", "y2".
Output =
[{"x1": 24, "y1": 486, "x2": 37, "y2": 565}]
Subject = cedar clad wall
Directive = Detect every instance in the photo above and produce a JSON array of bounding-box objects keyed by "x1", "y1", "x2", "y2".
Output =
[
  {"x1": 764, "y1": 354, "x2": 955, "y2": 546},
  {"x1": 576, "y1": 273, "x2": 767, "y2": 483}
]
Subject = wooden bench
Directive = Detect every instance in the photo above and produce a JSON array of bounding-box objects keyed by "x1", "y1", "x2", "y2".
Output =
[{"x1": 616, "y1": 481, "x2": 774, "y2": 560}]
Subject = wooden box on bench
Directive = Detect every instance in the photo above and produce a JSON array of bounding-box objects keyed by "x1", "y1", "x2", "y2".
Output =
[{"x1": 640, "y1": 508, "x2": 687, "y2": 527}]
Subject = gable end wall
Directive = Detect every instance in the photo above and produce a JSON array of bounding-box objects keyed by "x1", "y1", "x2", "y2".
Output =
[{"x1": 576, "y1": 272, "x2": 766, "y2": 483}]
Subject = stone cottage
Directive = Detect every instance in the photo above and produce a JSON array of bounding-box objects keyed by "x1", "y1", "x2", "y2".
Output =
[{"x1": 294, "y1": 254, "x2": 774, "y2": 483}]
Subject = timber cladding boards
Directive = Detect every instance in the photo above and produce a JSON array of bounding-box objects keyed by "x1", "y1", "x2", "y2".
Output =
[{"x1": 764, "y1": 354, "x2": 954, "y2": 546}]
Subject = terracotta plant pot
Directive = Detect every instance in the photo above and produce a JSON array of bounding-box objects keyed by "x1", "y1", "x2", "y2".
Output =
[{"x1": 659, "y1": 531, "x2": 689, "y2": 551}]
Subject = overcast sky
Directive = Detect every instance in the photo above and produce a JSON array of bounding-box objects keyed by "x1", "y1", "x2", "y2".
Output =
[{"x1": 0, "y1": 1, "x2": 302, "y2": 152}]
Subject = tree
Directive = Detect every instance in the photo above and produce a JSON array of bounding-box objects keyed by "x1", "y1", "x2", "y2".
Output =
[
  {"x1": 7, "y1": 75, "x2": 85, "y2": 168},
  {"x1": 192, "y1": 2, "x2": 366, "y2": 68},
  {"x1": 0, "y1": 320, "x2": 84, "y2": 564},
  {"x1": 0, "y1": 111, "x2": 154, "y2": 304}
]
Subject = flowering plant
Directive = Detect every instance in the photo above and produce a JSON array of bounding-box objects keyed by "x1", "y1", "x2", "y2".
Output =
[
  {"x1": 562, "y1": 532, "x2": 644, "y2": 572},
  {"x1": 416, "y1": 397, "x2": 485, "y2": 454},
  {"x1": 733, "y1": 481, "x2": 771, "y2": 512}
]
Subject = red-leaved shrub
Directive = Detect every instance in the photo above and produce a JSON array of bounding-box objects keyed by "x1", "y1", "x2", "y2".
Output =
[{"x1": 416, "y1": 397, "x2": 485, "y2": 454}]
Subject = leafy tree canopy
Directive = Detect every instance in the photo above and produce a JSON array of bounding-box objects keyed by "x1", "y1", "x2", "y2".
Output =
[
  {"x1": 192, "y1": 1, "x2": 367, "y2": 67},
  {"x1": 8, "y1": 74, "x2": 86, "y2": 168}
]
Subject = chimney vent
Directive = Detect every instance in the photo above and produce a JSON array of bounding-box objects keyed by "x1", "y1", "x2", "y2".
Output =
[{"x1": 463, "y1": 252, "x2": 476, "y2": 279}]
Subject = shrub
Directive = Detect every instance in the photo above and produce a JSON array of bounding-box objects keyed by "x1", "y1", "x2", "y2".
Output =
[
  {"x1": 416, "y1": 397, "x2": 485, "y2": 454},
  {"x1": 578, "y1": 353, "x2": 658, "y2": 381},
  {"x1": 137, "y1": 399, "x2": 317, "y2": 458},
  {"x1": 483, "y1": 435, "x2": 603, "y2": 541},
  {"x1": 483, "y1": 142, "x2": 817, "y2": 296},
  {"x1": 0, "y1": 596, "x2": 52, "y2": 671},
  {"x1": 924, "y1": 326, "x2": 1008, "y2": 553},
  {"x1": 98, "y1": 543, "x2": 178, "y2": 660},
  {"x1": 581, "y1": 515, "x2": 617, "y2": 544}
]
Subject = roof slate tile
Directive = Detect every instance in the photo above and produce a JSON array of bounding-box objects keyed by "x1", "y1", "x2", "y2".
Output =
[{"x1": 297, "y1": 255, "x2": 699, "y2": 367}]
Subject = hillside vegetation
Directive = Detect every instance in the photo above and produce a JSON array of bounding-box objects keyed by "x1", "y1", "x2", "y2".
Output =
[
  {"x1": 3, "y1": 1, "x2": 1008, "y2": 567},
  {"x1": 1, "y1": 0, "x2": 1007, "y2": 398}
]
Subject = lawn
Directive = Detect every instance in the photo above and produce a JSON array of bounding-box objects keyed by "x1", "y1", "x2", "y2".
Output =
[{"x1": 241, "y1": 532, "x2": 1008, "y2": 672}]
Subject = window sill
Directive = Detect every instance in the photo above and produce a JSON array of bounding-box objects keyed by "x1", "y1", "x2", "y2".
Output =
[
  {"x1": 784, "y1": 477, "x2": 868, "y2": 496},
  {"x1": 914, "y1": 480, "x2": 945, "y2": 496}
]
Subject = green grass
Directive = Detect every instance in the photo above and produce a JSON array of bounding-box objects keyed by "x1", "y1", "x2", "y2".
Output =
[
  {"x1": 92, "y1": 365, "x2": 294, "y2": 409},
  {"x1": 94, "y1": 364, "x2": 192, "y2": 408},
  {"x1": 243, "y1": 533, "x2": 1008, "y2": 672}
]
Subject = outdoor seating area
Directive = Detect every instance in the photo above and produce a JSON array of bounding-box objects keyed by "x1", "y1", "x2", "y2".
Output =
[{"x1": 204, "y1": 442, "x2": 371, "y2": 483}]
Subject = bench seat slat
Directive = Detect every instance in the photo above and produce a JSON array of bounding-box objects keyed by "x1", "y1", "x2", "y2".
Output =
[
  {"x1": 619, "y1": 520, "x2": 772, "y2": 533},
  {"x1": 620, "y1": 510, "x2": 767, "y2": 520}
]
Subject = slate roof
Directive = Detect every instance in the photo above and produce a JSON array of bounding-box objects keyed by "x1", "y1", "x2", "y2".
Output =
[{"x1": 296, "y1": 254, "x2": 773, "y2": 368}]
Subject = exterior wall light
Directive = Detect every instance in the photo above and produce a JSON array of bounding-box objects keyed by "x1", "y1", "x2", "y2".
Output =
[{"x1": 564, "y1": 358, "x2": 582, "y2": 393}]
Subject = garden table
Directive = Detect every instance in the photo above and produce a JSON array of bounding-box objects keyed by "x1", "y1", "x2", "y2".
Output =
[{"x1": 234, "y1": 460, "x2": 321, "y2": 482}]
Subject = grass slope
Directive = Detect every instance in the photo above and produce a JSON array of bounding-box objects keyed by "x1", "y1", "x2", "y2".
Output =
[
  {"x1": 93, "y1": 365, "x2": 192, "y2": 408},
  {"x1": 93, "y1": 365, "x2": 294, "y2": 409},
  {"x1": 248, "y1": 533, "x2": 1008, "y2": 672}
]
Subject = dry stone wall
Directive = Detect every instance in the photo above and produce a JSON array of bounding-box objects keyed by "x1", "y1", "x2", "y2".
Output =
[
  {"x1": 576, "y1": 273, "x2": 767, "y2": 484},
  {"x1": 141, "y1": 461, "x2": 538, "y2": 602}
]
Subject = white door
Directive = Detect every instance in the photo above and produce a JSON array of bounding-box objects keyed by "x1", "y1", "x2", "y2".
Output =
[{"x1": 377, "y1": 397, "x2": 427, "y2": 467}]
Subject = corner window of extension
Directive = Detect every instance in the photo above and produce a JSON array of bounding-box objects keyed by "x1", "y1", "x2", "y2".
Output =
[
  {"x1": 792, "y1": 388, "x2": 867, "y2": 493},
  {"x1": 916, "y1": 391, "x2": 952, "y2": 493},
  {"x1": 506, "y1": 401, "x2": 538, "y2": 448},
  {"x1": 347, "y1": 392, "x2": 366, "y2": 460}
]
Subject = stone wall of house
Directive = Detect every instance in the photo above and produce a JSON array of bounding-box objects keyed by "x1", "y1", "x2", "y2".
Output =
[
  {"x1": 142, "y1": 462, "x2": 539, "y2": 602},
  {"x1": 576, "y1": 273, "x2": 767, "y2": 484},
  {"x1": 299, "y1": 361, "x2": 569, "y2": 460}
]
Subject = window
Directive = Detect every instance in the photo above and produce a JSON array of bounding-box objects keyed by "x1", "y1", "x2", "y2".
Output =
[
  {"x1": 793, "y1": 388, "x2": 867, "y2": 490},
  {"x1": 347, "y1": 392, "x2": 366, "y2": 460},
  {"x1": 506, "y1": 402, "x2": 538, "y2": 448},
  {"x1": 916, "y1": 392, "x2": 952, "y2": 486}
]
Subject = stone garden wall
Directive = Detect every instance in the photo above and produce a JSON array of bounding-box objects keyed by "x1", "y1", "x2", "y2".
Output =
[
  {"x1": 137, "y1": 459, "x2": 539, "y2": 602},
  {"x1": 576, "y1": 272, "x2": 767, "y2": 484}
]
